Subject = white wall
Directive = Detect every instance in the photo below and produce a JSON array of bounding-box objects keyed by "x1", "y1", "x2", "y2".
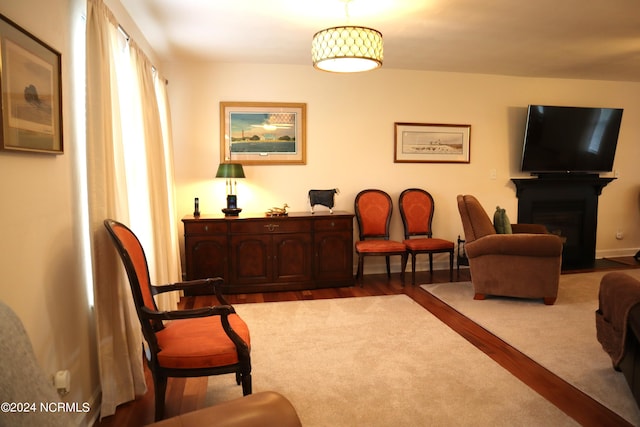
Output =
[
  {"x1": 0, "y1": 0, "x2": 100, "y2": 424},
  {"x1": 166, "y1": 62, "x2": 640, "y2": 272}
]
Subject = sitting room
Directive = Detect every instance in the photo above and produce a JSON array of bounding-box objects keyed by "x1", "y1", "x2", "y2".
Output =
[{"x1": 1, "y1": 0, "x2": 640, "y2": 426}]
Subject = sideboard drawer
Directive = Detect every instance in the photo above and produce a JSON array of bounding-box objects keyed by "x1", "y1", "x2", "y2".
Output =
[
  {"x1": 230, "y1": 219, "x2": 312, "y2": 234},
  {"x1": 314, "y1": 217, "x2": 352, "y2": 232},
  {"x1": 184, "y1": 221, "x2": 227, "y2": 235}
]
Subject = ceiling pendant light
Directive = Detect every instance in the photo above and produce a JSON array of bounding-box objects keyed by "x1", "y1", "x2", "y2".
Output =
[{"x1": 311, "y1": 1, "x2": 383, "y2": 73}]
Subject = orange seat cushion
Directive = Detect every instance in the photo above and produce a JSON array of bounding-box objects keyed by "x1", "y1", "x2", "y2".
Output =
[
  {"x1": 156, "y1": 314, "x2": 250, "y2": 369},
  {"x1": 403, "y1": 238, "x2": 454, "y2": 252},
  {"x1": 356, "y1": 240, "x2": 406, "y2": 253}
]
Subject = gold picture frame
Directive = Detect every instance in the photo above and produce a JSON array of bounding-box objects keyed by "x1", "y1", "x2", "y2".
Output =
[
  {"x1": 220, "y1": 102, "x2": 306, "y2": 165},
  {"x1": 0, "y1": 14, "x2": 63, "y2": 154},
  {"x1": 394, "y1": 122, "x2": 470, "y2": 164}
]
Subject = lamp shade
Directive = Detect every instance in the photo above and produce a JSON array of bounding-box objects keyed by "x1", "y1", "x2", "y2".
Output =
[
  {"x1": 215, "y1": 163, "x2": 245, "y2": 179},
  {"x1": 312, "y1": 26, "x2": 383, "y2": 73}
]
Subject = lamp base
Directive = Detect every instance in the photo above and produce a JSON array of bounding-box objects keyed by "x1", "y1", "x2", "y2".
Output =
[{"x1": 222, "y1": 207, "x2": 242, "y2": 216}]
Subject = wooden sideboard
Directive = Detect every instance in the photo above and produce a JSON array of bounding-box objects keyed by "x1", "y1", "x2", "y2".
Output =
[{"x1": 182, "y1": 211, "x2": 355, "y2": 294}]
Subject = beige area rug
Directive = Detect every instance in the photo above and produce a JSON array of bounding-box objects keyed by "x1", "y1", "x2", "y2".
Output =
[
  {"x1": 206, "y1": 295, "x2": 577, "y2": 426},
  {"x1": 422, "y1": 270, "x2": 640, "y2": 426}
]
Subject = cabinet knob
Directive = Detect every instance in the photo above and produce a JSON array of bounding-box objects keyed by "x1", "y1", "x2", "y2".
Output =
[
  {"x1": 264, "y1": 224, "x2": 280, "y2": 232},
  {"x1": 331, "y1": 221, "x2": 335, "y2": 227}
]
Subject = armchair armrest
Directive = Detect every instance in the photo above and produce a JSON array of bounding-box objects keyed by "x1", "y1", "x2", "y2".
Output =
[
  {"x1": 151, "y1": 277, "x2": 229, "y2": 304},
  {"x1": 466, "y1": 233, "x2": 563, "y2": 258},
  {"x1": 511, "y1": 223, "x2": 549, "y2": 234},
  {"x1": 141, "y1": 305, "x2": 236, "y2": 321}
]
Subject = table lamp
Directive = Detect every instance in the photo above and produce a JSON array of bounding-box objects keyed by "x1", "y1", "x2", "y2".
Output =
[{"x1": 216, "y1": 162, "x2": 245, "y2": 216}]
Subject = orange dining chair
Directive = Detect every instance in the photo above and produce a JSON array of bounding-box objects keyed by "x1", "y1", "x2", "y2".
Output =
[
  {"x1": 104, "y1": 219, "x2": 252, "y2": 421},
  {"x1": 354, "y1": 189, "x2": 407, "y2": 286},
  {"x1": 399, "y1": 188, "x2": 455, "y2": 284}
]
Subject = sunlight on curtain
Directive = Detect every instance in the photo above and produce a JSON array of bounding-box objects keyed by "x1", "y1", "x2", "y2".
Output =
[
  {"x1": 86, "y1": 0, "x2": 144, "y2": 419},
  {"x1": 86, "y1": 0, "x2": 182, "y2": 417}
]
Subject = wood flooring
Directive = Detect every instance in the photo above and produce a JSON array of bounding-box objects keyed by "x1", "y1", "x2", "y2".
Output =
[{"x1": 96, "y1": 260, "x2": 640, "y2": 427}]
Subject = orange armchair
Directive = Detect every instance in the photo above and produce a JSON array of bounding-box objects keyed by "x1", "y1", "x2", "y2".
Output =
[
  {"x1": 456, "y1": 195, "x2": 563, "y2": 304},
  {"x1": 354, "y1": 189, "x2": 407, "y2": 285},
  {"x1": 104, "y1": 219, "x2": 252, "y2": 420}
]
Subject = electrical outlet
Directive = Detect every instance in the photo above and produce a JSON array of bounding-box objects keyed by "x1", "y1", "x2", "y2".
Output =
[
  {"x1": 489, "y1": 169, "x2": 497, "y2": 180},
  {"x1": 616, "y1": 230, "x2": 624, "y2": 240}
]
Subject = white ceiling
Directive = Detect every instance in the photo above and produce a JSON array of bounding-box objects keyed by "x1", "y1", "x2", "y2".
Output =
[{"x1": 119, "y1": 0, "x2": 640, "y2": 82}]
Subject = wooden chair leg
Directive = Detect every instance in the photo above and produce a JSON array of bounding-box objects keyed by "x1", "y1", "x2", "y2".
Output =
[
  {"x1": 428, "y1": 253, "x2": 434, "y2": 275},
  {"x1": 385, "y1": 256, "x2": 391, "y2": 278},
  {"x1": 241, "y1": 372, "x2": 252, "y2": 395},
  {"x1": 411, "y1": 253, "x2": 416, "y2": 285},
  {"x1": 400, "y1": 253, "x2": 407, "y2": 285},
  {"x1": 449, "y1": 250, "x2": 454, "y2": 281},
  {"x1": 153, "y1": 373, "x2": 167, "y2": 421},
  {"x1": 357, "y1": 255, "x2": 365, "y2": 287}
]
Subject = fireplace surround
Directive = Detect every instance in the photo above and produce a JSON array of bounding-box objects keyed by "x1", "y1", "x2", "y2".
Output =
[{"x1": 512, "y1": 175, "x2": 615, "y2": 269}]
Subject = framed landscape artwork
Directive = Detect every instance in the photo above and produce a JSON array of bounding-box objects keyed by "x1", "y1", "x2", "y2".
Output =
[
  {"x1": 220, "y1": 102, "x2": 306, "y2": 165},
  {"x1": 394, "y1": 122, "x2": 470, "y2": 163},
  {"x1": 0, "y1": 14, "x2": 63, "y2": 154}
]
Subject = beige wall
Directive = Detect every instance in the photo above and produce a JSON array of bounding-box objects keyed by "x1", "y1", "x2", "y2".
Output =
[{"x1": 166, "y1": 62, "x2": 640, "y2": 272}]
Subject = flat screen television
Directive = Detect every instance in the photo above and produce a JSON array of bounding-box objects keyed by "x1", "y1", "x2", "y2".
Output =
[{"x1": 521, "y1": 105, "x2": 623, "y2": 175}]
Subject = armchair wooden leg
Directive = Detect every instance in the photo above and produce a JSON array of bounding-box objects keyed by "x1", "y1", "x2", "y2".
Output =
[
  {"x1": 543, "y1": 297, "x2": 557, "y2": 305},
  {"x1": 241, "y1": 372, "x2": 252, "y2": 395},
  {"x1": 357, "y1": 255, "x2": 365, "y2": 287},
  {"x1": 153, "y1": 373, "x2": 167, "y2": 421},
  {"x1": 473, "y1": 293, "x2": 486, "y2": 300}
]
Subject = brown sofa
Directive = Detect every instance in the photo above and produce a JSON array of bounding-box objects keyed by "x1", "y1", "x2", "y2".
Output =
[
  {"x1": 457, "y1": 194, "x2": 563, "y2": 304},
  {"x1": 596, "y1": 272, "x2": 640, "y2": 408}
]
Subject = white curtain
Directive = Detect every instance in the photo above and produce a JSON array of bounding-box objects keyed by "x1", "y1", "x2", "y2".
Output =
[{"x1": 86, "y1": 0, "x2": 182, "y2": 418}]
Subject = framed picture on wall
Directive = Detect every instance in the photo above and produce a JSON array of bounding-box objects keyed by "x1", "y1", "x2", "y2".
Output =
[
  {"x1": 0, "y1": 14, "x2": 63, "y2": 154},
  {"x1": 220, "y1": 101, "x2": 306, "y2": 165},
  {"x1": 394, "y1": 122, "x2": 470, "y2": 163}
]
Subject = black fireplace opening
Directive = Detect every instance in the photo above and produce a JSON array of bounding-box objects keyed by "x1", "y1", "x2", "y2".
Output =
[{"x1": 531, "y1": 201, "x2": 588, "y2": 268}]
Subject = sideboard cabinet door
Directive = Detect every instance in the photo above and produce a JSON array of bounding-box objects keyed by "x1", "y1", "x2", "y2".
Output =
[
  {"x1": 272, "y1": 233, "x2": 313, "y2": 283},
  {"x1": 314, "y1": 217, "x2": 354, "y2": 283},
  {"x1": 183, "y1": 219, "x2": 228, "y2": 295},
  {"x1": 230, "y1": 234, "x2": 272, "y2": 285}
]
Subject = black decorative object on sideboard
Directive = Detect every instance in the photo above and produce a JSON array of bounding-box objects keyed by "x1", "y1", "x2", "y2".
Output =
[
  {"x1": 182, "y1": 211, "x2": 354, "y2": 294},
  {"x1": 512, "y1": 175, "x2": 615, "y2": 269}
]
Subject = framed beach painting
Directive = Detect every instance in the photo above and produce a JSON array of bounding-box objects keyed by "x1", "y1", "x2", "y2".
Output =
[
  {"x1": 220, "y1": 101, "x2": 306, "y2": 165},
  {"x1": 394, "y1": 122, "x2": 470, "y2": 164},
  {"x1": 0, "y1": 14, "x2": 63, "y2": 154}
]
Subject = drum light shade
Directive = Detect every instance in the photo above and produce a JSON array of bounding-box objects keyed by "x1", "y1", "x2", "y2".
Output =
[
  {"x1": 215, "y1": 163, "x2": 245, "y2": 180},
  {"x1": 312, "y1": 26, "x2": 383, "y2": 73}
]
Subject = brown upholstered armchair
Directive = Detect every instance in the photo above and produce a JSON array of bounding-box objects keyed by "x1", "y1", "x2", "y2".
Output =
[{"x1": 456, "y1": 195, "x2": 563, "y2": 305}]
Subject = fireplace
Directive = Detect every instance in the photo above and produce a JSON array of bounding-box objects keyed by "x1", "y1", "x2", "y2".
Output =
[{"x1": 512, "y1": 175, "x2": 614, "y2": 269}]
